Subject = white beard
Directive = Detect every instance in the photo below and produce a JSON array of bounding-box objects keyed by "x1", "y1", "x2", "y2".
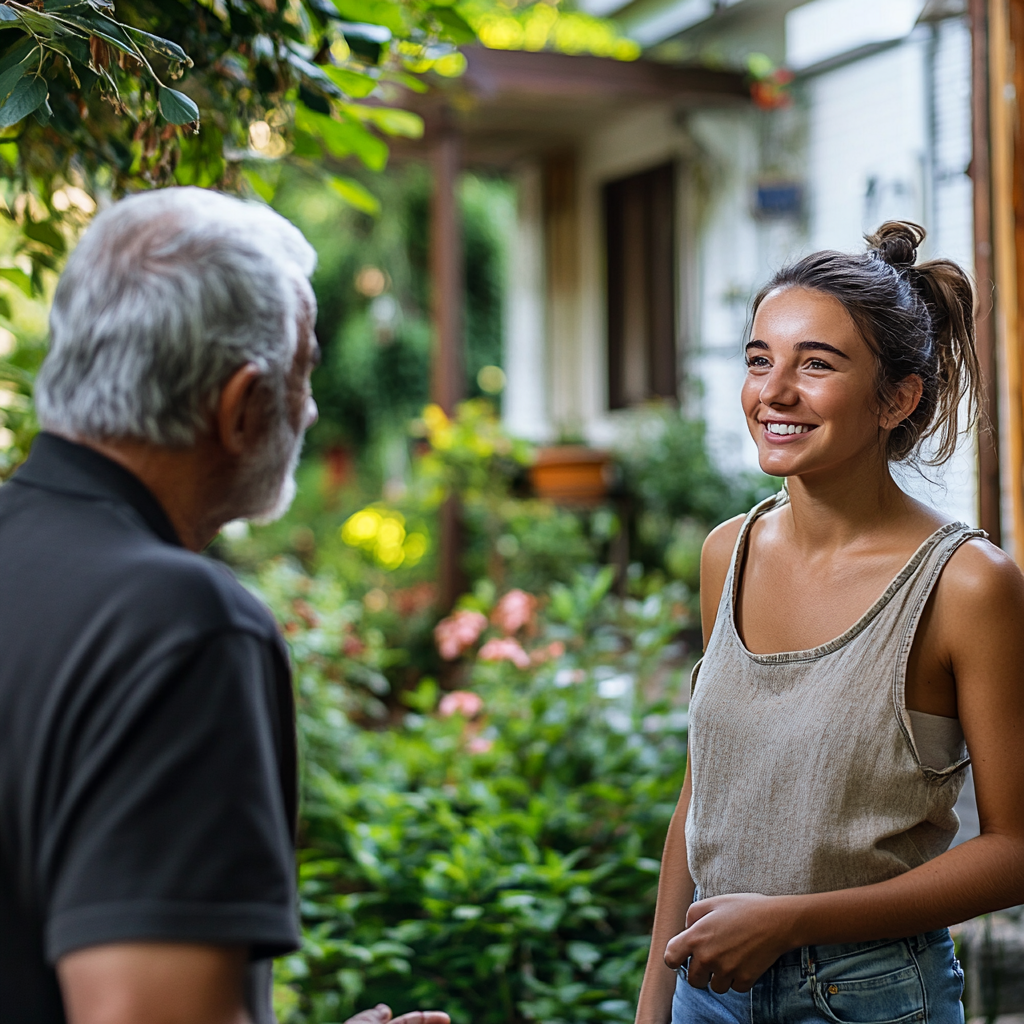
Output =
[{"x1": 232, "y1": 411, "x2": 306, "y2": 525}]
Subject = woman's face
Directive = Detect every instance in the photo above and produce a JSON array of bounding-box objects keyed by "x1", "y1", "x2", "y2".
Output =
[{"x1": 741, "y1": 286, "x2": 898, "y2": 480}]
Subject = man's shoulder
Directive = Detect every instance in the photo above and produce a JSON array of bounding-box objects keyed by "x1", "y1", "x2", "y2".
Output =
[{"x1": 116, "y1": 544, "x2": 281, "y2": 646}]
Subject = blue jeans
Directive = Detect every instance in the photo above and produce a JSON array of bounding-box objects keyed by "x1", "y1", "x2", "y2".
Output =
[{"x1": 671, "y1": 929, "x2": 964, "y2": 1024}]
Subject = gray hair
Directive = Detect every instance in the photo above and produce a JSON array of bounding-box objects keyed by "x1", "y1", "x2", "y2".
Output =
[{"x1": 35, "y1": 187, "x2": 318, "y2": 446}]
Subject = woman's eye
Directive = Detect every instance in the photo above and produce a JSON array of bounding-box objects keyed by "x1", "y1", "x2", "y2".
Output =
[
  {"x1": 745, "y1": 356, "x2": 770, "y2": 368},
  {"x1": 806, "y1": 358, "x2": 833, "y2": 370}
]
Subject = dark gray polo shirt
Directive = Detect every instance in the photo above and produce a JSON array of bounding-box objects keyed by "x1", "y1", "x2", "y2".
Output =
[{"x1": 0, "y1": 433, "x2": 299, "y2": 1023}]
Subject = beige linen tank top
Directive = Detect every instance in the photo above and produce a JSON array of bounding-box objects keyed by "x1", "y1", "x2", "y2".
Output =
[{"x1": 685, "y1": 492, "x2": 983, "y2": 899}]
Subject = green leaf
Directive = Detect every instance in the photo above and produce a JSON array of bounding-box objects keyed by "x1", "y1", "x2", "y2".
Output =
[
  {"x1": 174, "y1": 124, "x2": 224, "y2": 187},
  {"x1": 330, "y1": 0, "x2": 407, "y2": 34},
  {"x1": 347, "y1": 104, "x2": 422, "y2": 138},
  {"x1": 0, "y1": 39, "x2": 38, "y2": 78},
  {"x1": 0, "y1": 52, "x2": 37, "y2": 108},
  {"x1": 382, "y1": 68, "x2": 428, "y2": 93},
  {"x1": 158, "y1": 86, "x2": 199, "y2": 125},
  {"x1": 242, "y1": 167, "x2": 276, "y2": 202},
  {"x1": 125, "y1": 27, "x2": 191, "y2": 66},
  {"x1": 0, "y1": 268, "x2": 33, "y2": 297},
  {"x1": 43, "y1": 0, "x2": 90, "y2": 10},
  {"x1": 53, "y1": 10, "x2": 137, "y2": 56},
  {"x1": 433, "y1": 8, "x2": 475, "y2": 43},
  {"x1": 0, "y1": 75, "x2": 47, "y2": 129},
  {"x1": 23, "y1": 219, "x2": 65, "y2": 254},
  {"x1": 32, "y1": 95, "x2": 51, "y2": 125},
  {"x1": 322, "y1": 65, "x2": 378, "y2": 99},
  {"x1": 326, "y1": 174, "x2": 380, "y2": 215},
  {"x1": 295, "y1": 105, "x2": 388, "y2": 171}
]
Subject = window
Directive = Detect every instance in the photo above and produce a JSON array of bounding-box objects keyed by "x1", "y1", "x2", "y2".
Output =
[{"x1": 604, "y1": 162, "x2": 677, "y2": 409}]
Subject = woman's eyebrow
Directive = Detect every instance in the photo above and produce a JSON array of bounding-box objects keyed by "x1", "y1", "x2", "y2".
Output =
[
  {"x1": 744, "y1": 339, "x2": 851, "y2": 359},
  {"x1": 794, "y1": 340, "x2": 851, "y2": 359}
]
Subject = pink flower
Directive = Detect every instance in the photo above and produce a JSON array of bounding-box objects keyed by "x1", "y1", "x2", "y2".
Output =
[
  {"x1": 492, "y1": 589, "x2": 537, "y2": 635},
  {"x1": 530, "y1": 640, "x2": 566, "y2": 665},
  {"x1": 434, "y1": 609, "x2": 488, "y2": 660},
  {"x1": 479, "y1": 637, "x2": 531, "y2": 670},
  {"x1": 439, "y1": 690, "x2": 484, "y2": 718},
  {"x1": 467, "y1": 737, "x2": 494, "y2": 754}
]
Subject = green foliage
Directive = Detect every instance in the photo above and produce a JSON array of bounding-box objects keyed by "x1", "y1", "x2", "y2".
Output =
[
  {"x1": 270, "y1": 166, "x2": 513, "y2": 458},
  {"x1": 617, "y1": 408, "x2": 777, "y2": 527},
  {"x1": 251, "y1": 554, "x2": 692, "y2": 1024}
]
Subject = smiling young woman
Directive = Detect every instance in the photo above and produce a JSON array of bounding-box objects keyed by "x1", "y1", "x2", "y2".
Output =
[{"x1": 635, "y1": 222, "x2": 1024, "y2": 1024}]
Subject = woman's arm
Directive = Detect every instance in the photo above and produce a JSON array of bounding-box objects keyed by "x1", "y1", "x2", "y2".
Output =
[
  {"x1": 665, "y1": 538, "x2": 1024, "y2": 994},
  {"x1": 634, "y1": 517, "x2": 745, "y2": 1022}
]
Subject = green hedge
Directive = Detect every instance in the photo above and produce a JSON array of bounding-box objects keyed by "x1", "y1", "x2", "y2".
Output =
[{"x1": 256, "y1": 563, "x2": 691, "y2": 1024}]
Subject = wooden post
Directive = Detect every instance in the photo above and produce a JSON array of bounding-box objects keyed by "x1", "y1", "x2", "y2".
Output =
[
  {"x1": 971, "y1": 0, "x2": 1003, "y2": 544},
  {"x1": 430, "y1": 130, "x2": 464, "y2": 417},
  {"x1": 429, "y1": 128, "x2": 466, "y2": 610}
]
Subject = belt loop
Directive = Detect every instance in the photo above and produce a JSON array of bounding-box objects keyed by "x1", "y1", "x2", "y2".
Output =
[
  {"x1": 911, "y1": 932, "x2": 927, "y2": 954},
  {"x1": 801, "y1": 946, "x2": 814, "y2": 977}
]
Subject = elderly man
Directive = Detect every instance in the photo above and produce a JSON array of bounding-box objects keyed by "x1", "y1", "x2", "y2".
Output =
[{"x1": 0, "y1": 189, "x2": 447, "y2": 1024}]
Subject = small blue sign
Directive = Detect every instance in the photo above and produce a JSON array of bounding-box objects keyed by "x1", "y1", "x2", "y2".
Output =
[{"x1": 755, "y1": 181, "x2": 803, "y2": 219}]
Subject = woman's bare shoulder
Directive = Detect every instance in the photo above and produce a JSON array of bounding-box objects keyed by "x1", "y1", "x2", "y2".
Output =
[
  {"x1": 701, "y1": 514, "x2": 746, "y2": 577},
  {"x1": 939, "y1": 536, "x2": 1024, "y2": 608}
]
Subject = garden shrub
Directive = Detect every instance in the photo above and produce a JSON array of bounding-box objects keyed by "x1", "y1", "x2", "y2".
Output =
[{"x1": 253, "y1": 562, "x2": 693, "y2": 1024}]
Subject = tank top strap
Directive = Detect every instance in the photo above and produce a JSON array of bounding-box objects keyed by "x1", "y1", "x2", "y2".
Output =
[
  {"x1": 870, "y1": 521, "x2": 986, "y2": 637},
  {"x1": 887, "y1": 522, "x2": 987, "y2": 774},
  {"x1": 691, "y1": 490, "x2": 787, "y2": 698},
  {"x1": 717, "y1": 490, "x2": 788, "y2": 629}
]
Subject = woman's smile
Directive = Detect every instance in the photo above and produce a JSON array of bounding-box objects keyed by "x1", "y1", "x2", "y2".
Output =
[{"x1": 760, "y1": 420, "x2": 817, "y2": 441}]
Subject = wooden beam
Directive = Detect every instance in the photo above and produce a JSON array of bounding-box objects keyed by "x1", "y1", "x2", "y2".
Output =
[
  {"x1": 429, "y1": 128, "x2": 466, "y2": 611},
  {"x1": 992, "y1": 0, "x2": 1024, "y2": 557},
  {"x1": 430, "y1": 129, "x2": 464, "y2": 415},
  {"x1": 970, "y1": 0, "x2": 1003, "y2": 543}
]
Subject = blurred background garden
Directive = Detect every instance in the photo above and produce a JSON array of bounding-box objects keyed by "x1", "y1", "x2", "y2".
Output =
[{"x1": 0, "y1": 0, "x2": 1018, "y2": 1019}]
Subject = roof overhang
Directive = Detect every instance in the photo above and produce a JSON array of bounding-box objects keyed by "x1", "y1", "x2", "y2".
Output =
[{"x1": 391, "y1": 46, "x2": 750, "y2": 166}]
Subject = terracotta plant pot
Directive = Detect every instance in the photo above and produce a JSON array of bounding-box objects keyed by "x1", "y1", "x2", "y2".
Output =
[{"x1": 530, "y1": 446, "x2": 612, "y2": 505}]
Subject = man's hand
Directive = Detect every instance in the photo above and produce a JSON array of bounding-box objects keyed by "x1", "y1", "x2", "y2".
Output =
[
  {"x1": 663, "y1": 893, "x2": 796, "y2": 994},
  {"x1": 345, "y1": 1004, "x2": 450, "y2": 1024}
]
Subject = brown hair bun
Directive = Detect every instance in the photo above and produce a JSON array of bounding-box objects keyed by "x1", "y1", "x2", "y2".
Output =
[{"x1": 865, "y1": 220, "x2": 925, "y2": 270}]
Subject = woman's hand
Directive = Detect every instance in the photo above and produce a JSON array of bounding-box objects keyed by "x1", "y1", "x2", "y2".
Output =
[{"x1": 663, "y1": 893, "x2": 797, "y2": 994}]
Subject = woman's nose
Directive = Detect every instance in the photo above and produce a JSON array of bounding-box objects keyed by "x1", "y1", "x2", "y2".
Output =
[{"x1": 759, "y1": 364, "x2": 799, "y2": 407}]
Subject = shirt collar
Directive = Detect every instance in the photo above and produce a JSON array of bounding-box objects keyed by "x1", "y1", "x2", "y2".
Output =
[{"x1": 12, "y1": 433, "x2": 183, "y2": 547}]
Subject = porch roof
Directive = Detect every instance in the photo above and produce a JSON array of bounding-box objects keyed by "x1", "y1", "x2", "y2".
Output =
[{"x1": 395, "y1": 46, "x2": 750, "y2": 165}]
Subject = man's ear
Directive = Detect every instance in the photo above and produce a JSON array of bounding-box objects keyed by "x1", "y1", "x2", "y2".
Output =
[
  {"x1": 216, "y1": 362, "x2": 265, "y2": 456},
  {"x1": 880, "y1": 374, "x2": 924, "y2": 430}
]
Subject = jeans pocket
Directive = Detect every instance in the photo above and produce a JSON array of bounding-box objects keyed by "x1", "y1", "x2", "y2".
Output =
[
  {"x1": 951, "y1": 956, "x2": 965, "y2": 999},
  {"x1": 812, "y1": 941, "x2": 925, "y2": 1024}
]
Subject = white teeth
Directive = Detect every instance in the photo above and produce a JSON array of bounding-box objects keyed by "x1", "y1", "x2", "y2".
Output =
[{"x1": 766, "y1": 423, "x2": 810, "y2": 435}]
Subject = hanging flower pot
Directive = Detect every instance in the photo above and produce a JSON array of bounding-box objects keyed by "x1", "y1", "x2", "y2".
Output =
[{"x1": 529, "y1": 446, "x2": 612, "y2": 505}]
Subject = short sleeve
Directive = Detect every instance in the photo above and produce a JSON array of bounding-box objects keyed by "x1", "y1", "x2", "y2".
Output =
[{"x1": 41, "y1": 631, "x2": 299, "y2": 963}]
